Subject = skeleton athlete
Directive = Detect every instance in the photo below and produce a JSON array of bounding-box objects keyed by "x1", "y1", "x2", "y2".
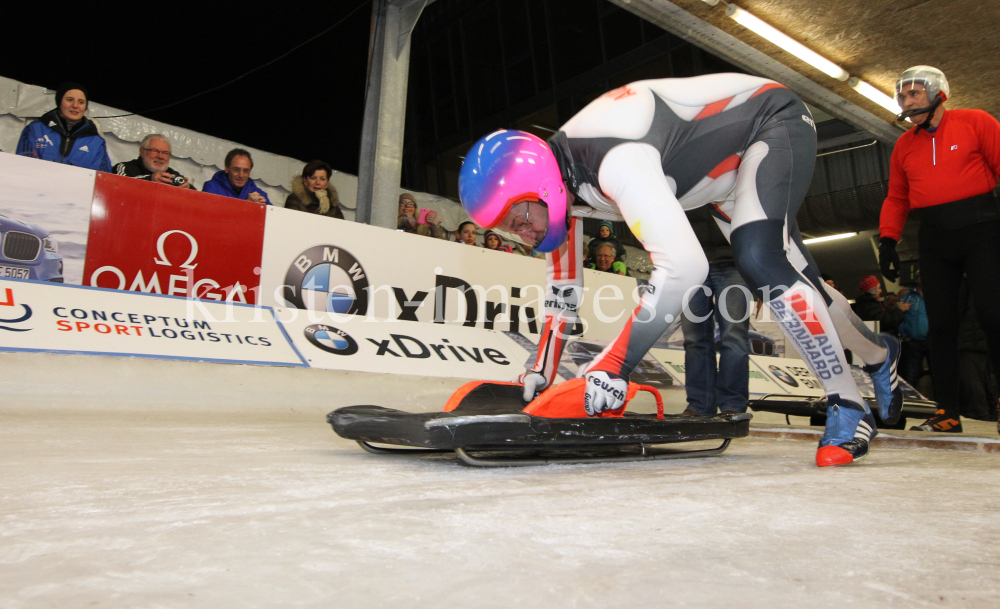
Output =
[{"x1": 458, "y1": 73, "x2": 901, "y2": 467}]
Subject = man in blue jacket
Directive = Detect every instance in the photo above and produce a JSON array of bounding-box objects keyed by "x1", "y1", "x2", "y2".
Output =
[
  {"x1": 202, "y1": 148, "x2": 270, "y2": 204},
  {"x1": 16, "y1": 82, "x2": 112, "y2": 172},
  {"x1": 898, "y1": 273, "x2": 929, "y2": 390}
]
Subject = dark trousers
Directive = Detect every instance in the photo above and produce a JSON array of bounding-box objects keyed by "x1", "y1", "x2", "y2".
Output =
[
  {"x1": 899, "y1": 339, "x2": 928, "y2": 390},
  {"x1": 919, "y1": 221, "x2": 1000, "y2": 415},
  {"x1": 958, "y1": 350, "x2": 997, "y2": 420}
]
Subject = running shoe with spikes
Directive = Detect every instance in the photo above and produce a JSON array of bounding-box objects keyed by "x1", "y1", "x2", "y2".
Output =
[
  {"x1": 815, "y1": 394, "x2": 878, "y2": 467},
  {"x1": 910, "y1": 409, "x2": 963, "y2": 433},
  {"x1": 863, "y1": 333, "x2": 903, "y2": 425}
]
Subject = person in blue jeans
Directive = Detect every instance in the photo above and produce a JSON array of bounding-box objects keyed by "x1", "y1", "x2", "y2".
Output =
[{"x1": 681, "y1": 208, "x2": 750, "y2": 415}]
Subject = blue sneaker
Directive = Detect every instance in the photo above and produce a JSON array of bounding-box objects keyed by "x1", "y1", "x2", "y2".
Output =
[
  {"x1": 864, "y1": 334, "x2": 903, "y2": 425},
  {"x1": 816, "y1": 395, "x2": 877, "y2": 467}
]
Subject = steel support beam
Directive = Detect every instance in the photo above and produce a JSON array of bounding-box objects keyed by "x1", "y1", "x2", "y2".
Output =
[{"x1": 356, "y1": 0, "x2": 432, "y2": 227}]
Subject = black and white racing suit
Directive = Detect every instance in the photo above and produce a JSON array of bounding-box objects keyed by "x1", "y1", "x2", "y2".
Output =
[{"x1": 522, "y1": 74, "x2": 887, "y2": 414}]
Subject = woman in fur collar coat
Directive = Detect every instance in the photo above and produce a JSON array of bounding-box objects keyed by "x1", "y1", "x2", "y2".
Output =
[{"x1": 284, "y1": 160, "x2": 344, "y2": 219}]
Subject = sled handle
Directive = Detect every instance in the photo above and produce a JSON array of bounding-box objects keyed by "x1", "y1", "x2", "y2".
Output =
[{"x1": 633, "y1": 384, "x2": 664, "y2": 419}]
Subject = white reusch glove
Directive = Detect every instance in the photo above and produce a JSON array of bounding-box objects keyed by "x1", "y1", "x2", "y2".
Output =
[
  {"x1": 583, "y1": 371, "x2": 628, "y2": 416},
  {"x1": 519, "y1": 371, "x2": 549, "y2": 403}
]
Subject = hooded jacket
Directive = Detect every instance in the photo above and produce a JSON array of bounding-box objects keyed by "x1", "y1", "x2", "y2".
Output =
[
  {"x1": 284, "y1": 176, "x2": 343, "y2": 219},
  {"x1": 16, "y1": 108, "x2": 112, "y2": 172},
  {"x1": 202, "y1": 170, "x2": 271, "y2": 204}
]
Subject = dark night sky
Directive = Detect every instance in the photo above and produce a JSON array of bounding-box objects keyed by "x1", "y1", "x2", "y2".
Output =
[{"x1": 4, "y1": 2, "x2": 373, "y2": 175}]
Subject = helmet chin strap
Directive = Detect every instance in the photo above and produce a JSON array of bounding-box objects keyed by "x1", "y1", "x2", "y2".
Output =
[{"x1": 896, "y1": 94, "x2": 944, "y2": 131}]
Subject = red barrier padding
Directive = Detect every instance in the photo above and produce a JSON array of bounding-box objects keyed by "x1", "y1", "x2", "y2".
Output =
[{"x1": 84, "y1": 173, "x2": 266, "y2": 303}]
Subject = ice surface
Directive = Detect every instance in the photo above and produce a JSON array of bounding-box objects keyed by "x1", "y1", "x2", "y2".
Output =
[{"x1": 1, "y1": 352, "x2": 999, "y2": 608}]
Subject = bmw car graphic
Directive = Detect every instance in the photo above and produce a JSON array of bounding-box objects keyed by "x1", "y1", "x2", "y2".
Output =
[{"x1": 0, "y1": 214, "x2": 63, "y2": 282}]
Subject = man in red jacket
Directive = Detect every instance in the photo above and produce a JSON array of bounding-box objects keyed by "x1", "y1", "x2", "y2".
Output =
[{"x1": 878, "y1": 66, "x2": 1000, "y2": 434}]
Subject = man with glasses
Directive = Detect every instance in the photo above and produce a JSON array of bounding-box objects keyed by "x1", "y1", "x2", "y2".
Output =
[
  {"x1": 113, "y1": 134, "x2": 191, "y2": 188},
  {"x1": 202, "y1": 148, "x2": 270, "y2": 205}
]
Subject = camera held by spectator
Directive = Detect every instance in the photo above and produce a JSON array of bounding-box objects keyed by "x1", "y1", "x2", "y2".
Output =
[{"x1": 114, "y1": 134, "x2": 191, "y2": 188}]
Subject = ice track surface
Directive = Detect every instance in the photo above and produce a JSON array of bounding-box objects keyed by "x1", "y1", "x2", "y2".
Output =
[{"x1": 2, "y1": 352, "x2": 999, "y2": 608}]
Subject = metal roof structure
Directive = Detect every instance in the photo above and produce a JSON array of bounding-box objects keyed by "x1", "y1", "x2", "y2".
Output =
[{"x1": 618, "y1": 0, "x2": 1000, "y2": 143}]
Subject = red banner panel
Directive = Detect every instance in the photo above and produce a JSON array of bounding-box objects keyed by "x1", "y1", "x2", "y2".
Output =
[{"x1": 84, "y1": 173, "x2": 266, "y2": 304}]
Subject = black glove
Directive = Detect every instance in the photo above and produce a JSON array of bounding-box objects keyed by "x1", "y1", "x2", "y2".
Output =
[{"x1": 879, "y1": 237, "x2": 900, "y2": 282}]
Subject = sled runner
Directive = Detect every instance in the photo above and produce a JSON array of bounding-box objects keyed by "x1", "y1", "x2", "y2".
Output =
[{"x1": 328, "y1": 379, "x2": 751, "y2": 467}]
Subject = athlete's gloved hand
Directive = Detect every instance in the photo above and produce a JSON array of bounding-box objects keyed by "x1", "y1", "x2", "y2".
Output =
[
  {"x1": 583, "y1": 371, "x2": 628, "y2": 416},
  {"x1": 879, "y1": 237, "x2": 900, "y2": 282},
  {"x1": 519, "y1": 371, "x2": 549, "y2": 403}
]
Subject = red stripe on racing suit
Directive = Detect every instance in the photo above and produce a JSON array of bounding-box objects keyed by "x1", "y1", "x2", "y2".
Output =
[{"x1": 524, "y1": 217, "x2": 583, "y2": 385}]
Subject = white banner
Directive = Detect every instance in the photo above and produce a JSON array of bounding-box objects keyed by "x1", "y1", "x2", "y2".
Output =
[
  {"x1": 648, "y1": 347, "x2": 877, "y2": 399},
  {"x1": 649, "y1": 348, "x2": 785, "y2": 395},
  {"x1": 0, "y1": 278, "x2": 306, "y2": 366},
  {"x1": 0, "y1": 152, "x2": 95, "y2": 285},
  {"x1": 258, "y1": 207, "x2": 639, "y2": 346},
  {"x1": 276, "y1": 308, "x2": 530, "y2": 380}
]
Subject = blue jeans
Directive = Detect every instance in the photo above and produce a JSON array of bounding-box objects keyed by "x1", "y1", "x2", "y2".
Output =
[{"x1": 681, "y1": 260, "x2": 751, "y2": 414}]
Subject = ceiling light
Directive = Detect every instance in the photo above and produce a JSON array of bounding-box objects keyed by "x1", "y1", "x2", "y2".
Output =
[
  {"x1": 848, "y1": 77, "x2": 900, "y2": 115},
  {"x1": 725, "y1": 5, "x2": 849, "y2": 81},
  {"x1": 802, "y1": 232, "x2": 857, "y2": 244}
]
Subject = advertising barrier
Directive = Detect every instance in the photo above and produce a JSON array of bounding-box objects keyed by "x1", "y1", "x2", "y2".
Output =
[
  {"x1": 278, "y1": 308, "x2": 530, "y2": 381},
  {"x1": 2, "y1": 155, "x2": 811, "y2": 386},
  {"x1": 258, "y1": 206, "x2": 639, "y2": 342},
  {"x1": 0, "y1": 278, "x2": 305, "y2": 366},
  {"x1": 0, "y1": 153, "x2": 95, "y2": 285},
  {"x1": 85, "y1": 173, "x2": 267, "y2": 303},
  {"x1": 649, "y1": 347, "x2": 882, "y2": 399}
]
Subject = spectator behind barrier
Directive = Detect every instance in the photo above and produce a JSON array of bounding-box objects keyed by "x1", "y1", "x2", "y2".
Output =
[
  {"x1": 456, "y1": 221, "x2": 478, "y2": 246},
  {"x1": 589, "y1": 242, "x2": 627, "y2": 275},
  {"x1": 284, "y1": 160, "x2": 342, "y2": 219},
  {"x1": 16, "y1": 82, "x2": 112, "y2": 172},
  {"x1": 203, "y1": 149, "x2": 270, "y2": 204},
  {"x1": 586, "y1": 221, "x2": 626, "y2": 265},
  {"x1": 484, "y1": 230, "x2": 514, "y2": 252},
  {"x1": 851, "y1": 275, "x2": 908, "y2": 335},
  {"x1": 397, "y1": 193, "x2": 418, "y2": 233},
  {"x1": 113, "y1": 134, "x2": 191, "y2": 188},
  {"x1": 417, "y1": 209, "x2": 447, "y2": 239}
]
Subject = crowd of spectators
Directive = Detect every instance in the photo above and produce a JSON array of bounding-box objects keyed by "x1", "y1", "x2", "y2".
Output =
[{"x1": 10, "y1": 81, "x2": 634, "y2": 264}]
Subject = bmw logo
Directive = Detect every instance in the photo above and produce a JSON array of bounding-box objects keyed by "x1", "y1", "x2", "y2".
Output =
[
  {"x1": 769, "y1": 365, "x2": 798, "y2": 387},
  {"x1": 283, "y1": 246, "x2": 369, "y2": 315},
  {"x1": 304, "y1": 324, "x2": 358, "y2": 355}
]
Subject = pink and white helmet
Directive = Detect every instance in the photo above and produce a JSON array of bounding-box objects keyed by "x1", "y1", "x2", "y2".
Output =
[{"x1": 458, "y1": 129, "x2": 568, "y2": 253}]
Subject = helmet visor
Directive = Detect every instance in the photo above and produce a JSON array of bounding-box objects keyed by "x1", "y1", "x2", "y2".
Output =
[{"x1": 492, "y1": 200, "x2": 549, "y2": 249}]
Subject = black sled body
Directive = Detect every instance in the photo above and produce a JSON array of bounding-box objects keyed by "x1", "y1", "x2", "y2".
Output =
[{"x1": 327, "y1": 383, "x2": 751, "y2": 466}]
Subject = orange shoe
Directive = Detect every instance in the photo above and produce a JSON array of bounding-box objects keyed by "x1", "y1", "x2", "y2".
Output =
[{"x1": 909, "y1": 409, "x2": 963, "y2": 433}]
